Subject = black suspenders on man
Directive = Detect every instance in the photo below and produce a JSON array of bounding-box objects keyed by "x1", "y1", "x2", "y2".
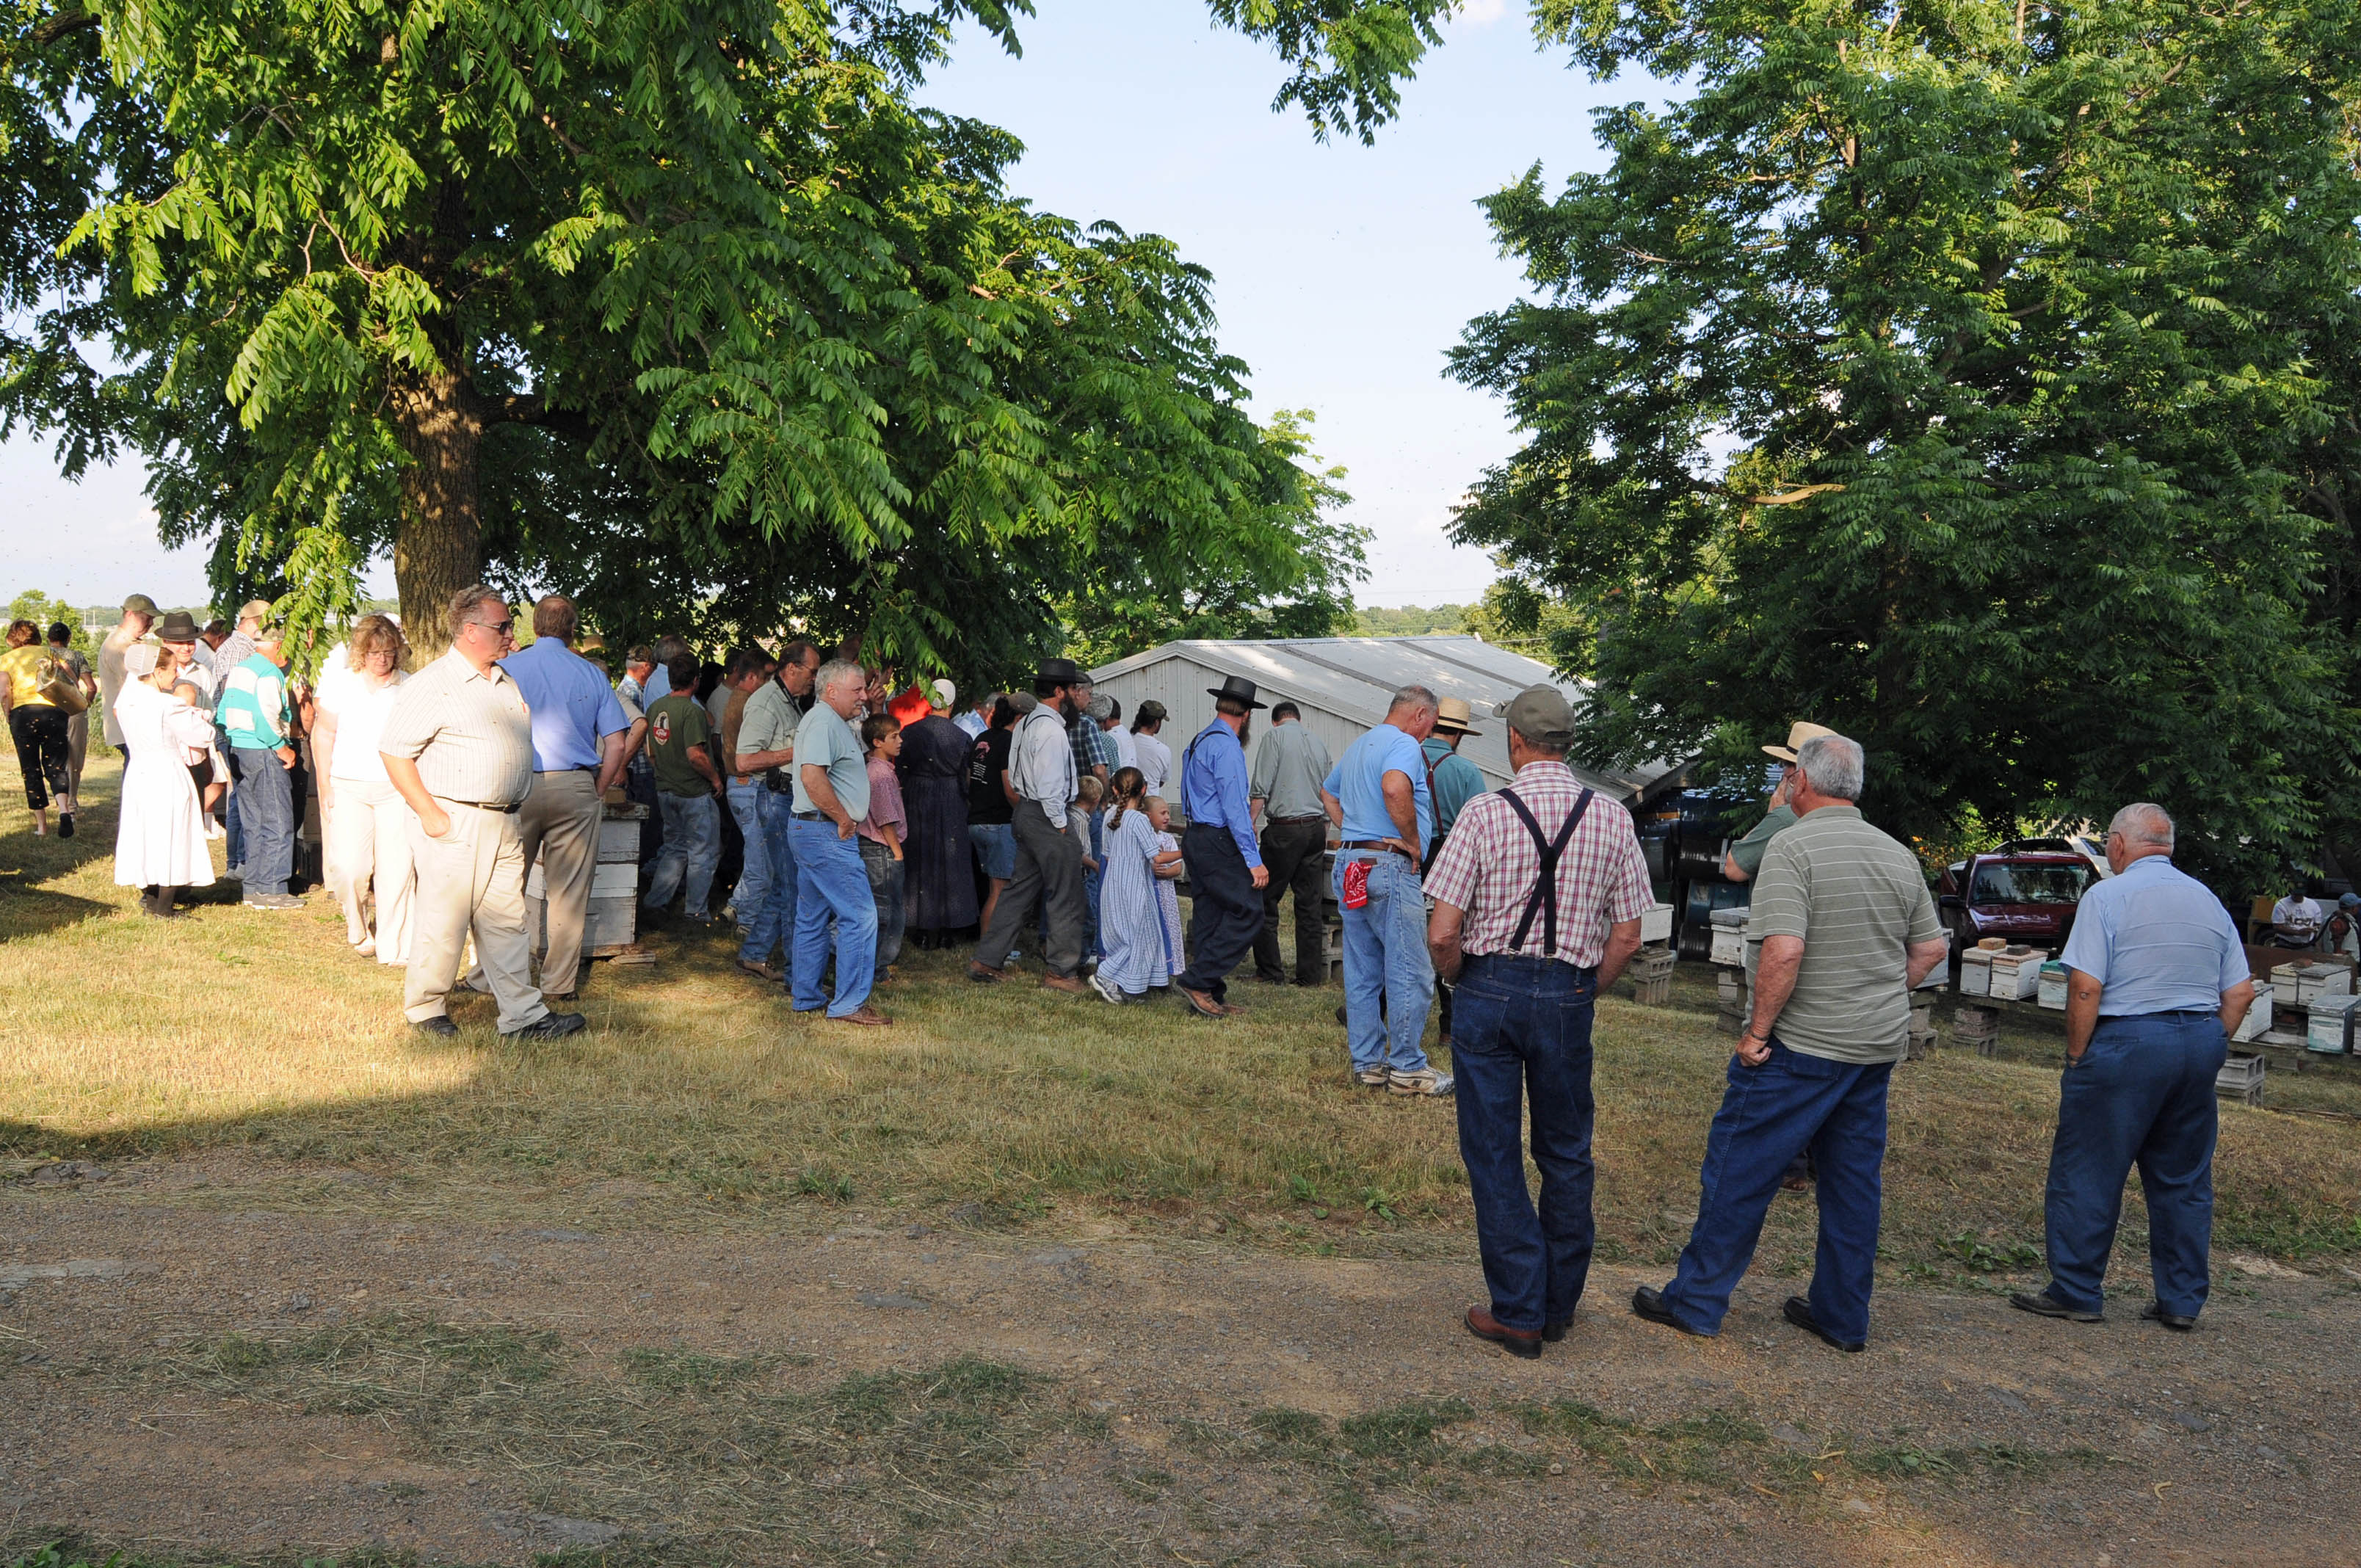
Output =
[{"x1": 1497, "y1": 785, "x2": 1595, "y2": 958}]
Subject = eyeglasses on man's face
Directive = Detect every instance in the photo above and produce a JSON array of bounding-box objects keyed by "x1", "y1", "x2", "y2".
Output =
[{"x1": 466, "y1": 618, "x2": 513, "y2": 638}]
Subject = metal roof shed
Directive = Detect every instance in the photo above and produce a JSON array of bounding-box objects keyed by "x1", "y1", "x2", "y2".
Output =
[{"x1": 1088, "y1": 636, "x2": 1686, "y2": 802}]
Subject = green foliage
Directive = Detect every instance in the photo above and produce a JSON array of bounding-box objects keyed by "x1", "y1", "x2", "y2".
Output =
[
  {"x1": 1449, "y1": 0, "x2": 2361, "y2": 882},
  {"x1": 0, "y1": 1, "x2": 1359, "y2": 678},
  {"x1": 1352, "y1": 602, "x2": 1469, "y2": 636}
]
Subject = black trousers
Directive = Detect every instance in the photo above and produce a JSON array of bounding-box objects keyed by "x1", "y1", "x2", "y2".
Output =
[
  {"x1": 10, "y1": 706, "x2": 71, "y2": 810},
  {"x1": 1253, "y1": 817, "x2": 1329, "y2": 984},
  {"x1": 974, "y1": 799, "x2": 1089, "y2": 979},
  {"x1": 1179, "y1": 824, "x2": 1262, "y2": 1002}
]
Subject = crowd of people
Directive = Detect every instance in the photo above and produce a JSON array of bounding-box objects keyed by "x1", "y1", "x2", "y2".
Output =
[{"x1": 30, "y1": 586, "x2": 2255, "y2": 1358}]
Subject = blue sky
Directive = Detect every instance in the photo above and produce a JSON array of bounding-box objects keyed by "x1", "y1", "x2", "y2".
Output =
[{"x1": 2, "y1": 1, "x2": 1672, "y2": 612}]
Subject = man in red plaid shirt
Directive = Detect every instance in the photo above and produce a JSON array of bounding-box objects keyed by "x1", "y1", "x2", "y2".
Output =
[{"x1": 1425, "y1": 684, "x2": 1652, "y2": 1358}]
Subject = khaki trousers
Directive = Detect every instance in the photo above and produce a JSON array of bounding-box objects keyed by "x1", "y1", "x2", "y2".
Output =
[
  {"x1": 330, "y1": 776, "x2": 415, "y2": 962},
  {"x1": 405, "y1": 798, "x2": 547, "y2": 1034},
  {"x1": 519, "y1": 768, "x2": 601, "y2": 995}
]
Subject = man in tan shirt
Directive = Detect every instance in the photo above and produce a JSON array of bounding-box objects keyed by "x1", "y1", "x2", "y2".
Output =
[{"x1": 379, "y1": 584, "x2": 584, "y2": 1041}]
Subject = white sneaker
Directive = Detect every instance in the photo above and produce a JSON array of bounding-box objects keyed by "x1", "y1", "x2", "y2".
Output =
[
  {"x1": 1353, "y1": 1065, "x2": 1391, "y2": 1089},
  {"x1": 1388, "y1": 1067, "x2": 1454, "y2": 1098},
  {"x1": 1090, "y1": 969, "x2": 1127, "y2": 1005}
]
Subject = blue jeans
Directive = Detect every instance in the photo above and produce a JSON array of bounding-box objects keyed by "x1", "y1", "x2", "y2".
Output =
[
  {"x1": 2042, "y1": 1010, "x2": 2227, "y2": 1317},
  {"x1": 1660, "y1": 1037, "x2": 1893, "y2": 1345},
  {"x1": 229, "y1": 747, "x2": 294, "y2": 895},
  {"x1": 1334, "y1": 851, "x2": 1433, "y2": 1074},
  {"x1": 741, "y1": 788, "x2": 800, "y2": 968},
  {"x1": 1452, "y1": 954, "x2": 1599, "y2": 1331},
  {"x1": 726, "y1": 780, "x2": 769, "y2": 926},
  {"x1": 645, "y1": 791, "x2": 719, "y2": 916},
  {"x1": 789, "y1": 816, "x2": 877, "y2": 1016}
]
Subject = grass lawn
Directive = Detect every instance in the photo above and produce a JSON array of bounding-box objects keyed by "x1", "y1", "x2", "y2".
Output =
[{"x1": 5, "y1": 752, "x2": 2357, "y2": 1280}]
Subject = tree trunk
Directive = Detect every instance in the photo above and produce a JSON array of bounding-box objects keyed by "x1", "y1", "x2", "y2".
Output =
[{"x1": 391, "y1": 366, "x2": 484, "y2": 662}]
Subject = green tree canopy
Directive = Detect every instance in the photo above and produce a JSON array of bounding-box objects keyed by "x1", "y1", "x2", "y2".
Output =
[
  {"x1": 1448, "y1": 0, "x2": 2361, "y2": 885},
  {"x1": 0, "y1": 0, "x2": 1382, "y2": 675}
]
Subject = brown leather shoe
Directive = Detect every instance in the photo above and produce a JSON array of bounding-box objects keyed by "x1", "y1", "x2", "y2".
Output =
[
  {"x1": 833, "y1": 1005, "x2": 892, "y2": 1027},
  {"x1": 1179, "y1": 986, "x2": 1227, "y2": 1019},
  {"x1": 1040, "y1": 973, "x2": 1089, "y2": 996},
  {"x1": 736, "y1": 958, "x2": 779, "y2": 982},
  {"x1": 1465, "y1": 1307, "x2": 1542, "y2": 1360},
  {"x1": 968, "y1": 962, "x2": 1009, "y2": 984}
]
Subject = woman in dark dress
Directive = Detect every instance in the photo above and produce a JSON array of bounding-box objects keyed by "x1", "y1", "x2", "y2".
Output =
[{"x1": 896, "y1": 685, "x2": 981, "y2": 945}]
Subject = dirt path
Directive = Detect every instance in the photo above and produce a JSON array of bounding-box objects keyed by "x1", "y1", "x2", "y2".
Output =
[{"x1": 5, "y1": 1157, "x2": 2357, "y2": 1567}]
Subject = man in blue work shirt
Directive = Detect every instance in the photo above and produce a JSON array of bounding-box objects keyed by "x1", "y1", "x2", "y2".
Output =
[
  {"x1": 1175, "y1": 675, "x2": 1269, "y2": 1020},
  {"x1": 2012, "y1": 803, "x2": 2252, "y2": 1332},
  {"x1": 500, "y1": 595, "x2": 631, "y2": 999},
  {"x1": 1321, "y1": 684, "x2": 1452, "y2": 1097}
]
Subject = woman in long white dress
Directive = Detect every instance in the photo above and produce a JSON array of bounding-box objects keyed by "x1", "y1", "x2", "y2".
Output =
[
  {"x1": 112, "y1": 643, "x2": 218, "y2": 918},
  {"x1": 311, "y1": 614, "x2": 413, "y2": 962}
]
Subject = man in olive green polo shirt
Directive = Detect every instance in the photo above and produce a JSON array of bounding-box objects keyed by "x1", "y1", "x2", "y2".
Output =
[{"x1": 1634, "y1": 733, "x2": 1948, "y2": 1353}]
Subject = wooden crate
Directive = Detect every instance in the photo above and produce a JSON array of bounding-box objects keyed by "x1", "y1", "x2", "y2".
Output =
[
  {"x1": 526, "y1": 860, "x2": 637, "y2": 901},
  {"x1": 524, "y1": 893, "x2": 639, "y2": 960}
]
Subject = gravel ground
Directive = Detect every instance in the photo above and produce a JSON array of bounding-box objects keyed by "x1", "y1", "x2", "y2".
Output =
[{"x1": 4, "y1": 1153, "x2": 2357, "y2": 1567}]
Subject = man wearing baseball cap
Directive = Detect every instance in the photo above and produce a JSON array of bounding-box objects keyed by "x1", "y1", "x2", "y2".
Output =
[
  {"x1": 98, "y1": 594, "x2": 158, "y2": 759},
  {"x1": 1425, "y1": 684, "x2": 1653, "y2": 1356}
]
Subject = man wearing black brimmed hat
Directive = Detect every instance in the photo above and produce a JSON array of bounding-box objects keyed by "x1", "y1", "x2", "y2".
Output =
[
  {"x1": 1172, "y1": 674, "x2": 1269, "y2": 1017},
  {"x1": 971, "y1": 656, "x2": 1095, "y2": 994}
]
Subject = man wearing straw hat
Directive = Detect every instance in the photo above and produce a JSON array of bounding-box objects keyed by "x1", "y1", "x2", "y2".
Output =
[{"x1": 1722, "y1": 721, "x2": 1835, "y2": 883}]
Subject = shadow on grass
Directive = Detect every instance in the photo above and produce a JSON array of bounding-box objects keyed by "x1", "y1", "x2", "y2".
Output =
[{"x1": 0, "y1": 884, "x2": 115, "y2": 943}]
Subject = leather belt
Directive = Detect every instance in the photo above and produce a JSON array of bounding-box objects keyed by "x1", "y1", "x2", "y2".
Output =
[
  {"x1": 1339, "y1": 839, "x2": 1411, "y2": 857},
  {"x1": 794, "y1": 810, "x2": 827, "y2": 821},
  {"x1": 446, "y1": 798, "x2": 521, "y2": 813},
  {"x1": 1270, "y1": 813, "x2": 1327, "y2": 824}
]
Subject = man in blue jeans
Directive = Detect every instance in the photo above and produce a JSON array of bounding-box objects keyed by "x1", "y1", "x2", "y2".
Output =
[
  {"x1": 729, "y1": 640, "x2": 819, "y2": 981},
  {"x1": 1425, "y1": 686, "x2": 1653, "y2": 1357},
  {"x1": 214, "y1": 624, "x2": 303, "y2": 910},
  {"x1": 2011, "y1": 803, "x2": 2250, "y2": 1332},
  {"x1": 1320, "y1": 684, "x2": 1451, "y2": 1096},
  {"x1": 1633, "y1": 733, "x2": 1950, "y2": 1352},
  {"x1": 787, "y1": 658, "x2": 888, "y2": 1026}
]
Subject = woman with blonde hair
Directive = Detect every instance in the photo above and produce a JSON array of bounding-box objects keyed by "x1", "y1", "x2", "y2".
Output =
[
  {"x1": 311, "y1": 614, "x2": 414, "y2": 962},
  {"x1": 112, "y1": 642, "x2": 217, "y2": 916},
  {"x1": 0, "y1": 617, "x2": 79, "y2": 836}
]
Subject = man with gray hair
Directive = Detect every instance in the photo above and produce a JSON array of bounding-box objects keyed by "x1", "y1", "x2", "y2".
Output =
[
  {"x1": 2011, "y1": 803, "x2": 2250, "y2": 1332},
  {"x1": 1319, "y1": 683, "x2": 1451, "y2": 1095},
  {"x1": 786, "y1": 657, "x2": 889, "y2": 1026},
  {"x1": 1634, "y1": 733, "x2": 1948, "y2": 1351}
]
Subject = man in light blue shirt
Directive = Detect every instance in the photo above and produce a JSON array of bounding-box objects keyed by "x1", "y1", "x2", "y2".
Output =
[
  {"x1": 786, "y1": 659, "x2": 885, "y2": 1026},
  {"x1": 2012, "y1": 803, "x2": 2252, "y2": 1333},
  {"x1": 1319, "y1": 685, "x2": 1450, "y2": 1097},
  {"x1": 498, "y1": 596, "x2": 631, "y2": 998}
]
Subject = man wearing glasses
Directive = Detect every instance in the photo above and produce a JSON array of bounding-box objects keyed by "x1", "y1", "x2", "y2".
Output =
[{"x1": 380, "y1": 584, "x2": 586, "y2": 1041}]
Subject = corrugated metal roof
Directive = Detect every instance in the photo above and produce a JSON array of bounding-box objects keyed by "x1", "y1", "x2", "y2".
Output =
[{"x1": 1089, "y1": 636, "x2": 1688, "y2": 801}]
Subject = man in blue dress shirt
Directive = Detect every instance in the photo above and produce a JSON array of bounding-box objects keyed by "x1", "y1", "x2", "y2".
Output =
[
  {"x1": 499, "y1": 595, "x2": 631, "y2": 998},
  {"x1": 1321, "y1": 685, "x2": 1452, "y2": 1097},
  {"x1": 2011, "y1": 803, "x2": 2253, "y2": 1332},
  {"x1": 1175, "y1": 675, "x2": 1269, "y2": 1019}
]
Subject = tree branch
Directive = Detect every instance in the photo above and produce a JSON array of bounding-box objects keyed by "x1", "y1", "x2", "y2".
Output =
[{"x1": 30, "y1": 5, "x2": 98, "y2": 44}]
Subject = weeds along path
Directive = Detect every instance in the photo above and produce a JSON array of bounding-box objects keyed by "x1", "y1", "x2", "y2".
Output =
[{"x1": 4, "y1": 1171, "x2": 2358, "y2": 1568}]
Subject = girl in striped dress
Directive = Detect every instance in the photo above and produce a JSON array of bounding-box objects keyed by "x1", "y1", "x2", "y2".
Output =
[
  {"x1": 1092, "y1": 768, "x2": 1177, "y2": 1003},
  {"x1": 1147, "y1": 795, "x2": 1186, "y2": 989}
]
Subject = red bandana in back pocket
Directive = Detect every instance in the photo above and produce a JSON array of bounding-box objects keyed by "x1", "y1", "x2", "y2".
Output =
[{"x1": 1342, "y1": 855, "x2": 1371, "y2": 910}]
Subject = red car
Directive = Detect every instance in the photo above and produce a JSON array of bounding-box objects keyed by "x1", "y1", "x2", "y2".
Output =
[{"x1": 1935, "y1": 840, "x2": 2102, "y2": 954}]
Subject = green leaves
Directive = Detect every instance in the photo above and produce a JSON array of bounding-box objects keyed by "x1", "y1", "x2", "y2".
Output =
[
  {"x1": 1, "y1": 0, "x2": 1355, "y2": 677},
  {"x1": 1452, "y1": 0, "x2": 2361, "y2": 880}
]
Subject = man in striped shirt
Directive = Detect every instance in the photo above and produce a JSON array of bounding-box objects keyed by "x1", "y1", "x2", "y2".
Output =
[
  {"x1": 1426, "y1": 685, "x2": 1652, "y2": 1357},
  {"x1": 1634, "y1": 733, "x2": 1948, "y2": 1353}
]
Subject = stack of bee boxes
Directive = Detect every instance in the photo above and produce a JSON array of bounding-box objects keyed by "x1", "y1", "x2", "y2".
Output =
[
  {"x1": 524, "y1": 799, "x2": 648, "y2": 965},
  {"x1": 1716, "y1": 968, "x2": 1748, "y2": 1036},
  {"x1": 1986, "y1": 946, "x2": 2047, "y2": 1001}
]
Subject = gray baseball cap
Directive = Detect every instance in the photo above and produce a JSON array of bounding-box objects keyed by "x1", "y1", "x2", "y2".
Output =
[{"x1": 1498, "y1": 684, "x2": 1577, "y2": 748}]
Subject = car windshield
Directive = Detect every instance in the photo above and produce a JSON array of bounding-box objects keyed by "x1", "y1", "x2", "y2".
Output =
[{"x1": 1970, "y1": 863, "x2": 2093, "y2": 906}]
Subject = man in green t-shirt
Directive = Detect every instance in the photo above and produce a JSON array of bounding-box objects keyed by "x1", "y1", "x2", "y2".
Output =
[
  {"x1": 642, "y1": 653, "x2": 722, "y2": 923},
  {"x1": 1636, "y1": 733, "x2": 1948, "y2": 1354}
]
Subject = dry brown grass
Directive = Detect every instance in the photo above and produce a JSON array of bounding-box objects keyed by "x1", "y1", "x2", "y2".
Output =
[{"x1": 4, "y1": 751, "x2": 2357, "y2": 1274}]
